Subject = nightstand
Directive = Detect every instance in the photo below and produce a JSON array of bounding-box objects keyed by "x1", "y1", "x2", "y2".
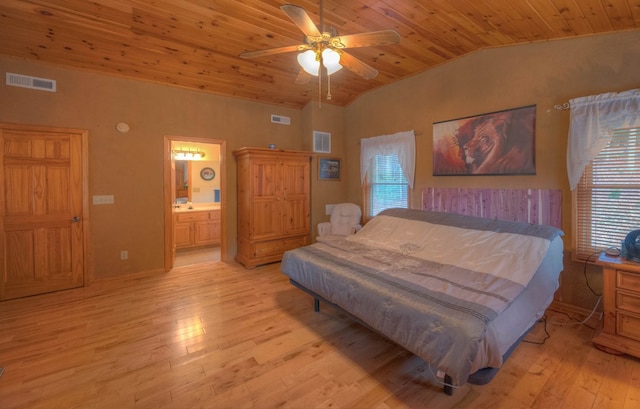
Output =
[{"x1": 593, "y1": 253, "x2": 640, "y2": 357}]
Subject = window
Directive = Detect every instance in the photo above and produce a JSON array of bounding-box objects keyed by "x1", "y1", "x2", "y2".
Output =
[
  {"x1": 575, "y1": 127, "x2": 640, "y2": 260},
  {"x1": 360, "y1": 131, "x2": 415, "y2": 220},
  {"x1": 367, "y1": 154, "x2": 409, "y2": 217}
]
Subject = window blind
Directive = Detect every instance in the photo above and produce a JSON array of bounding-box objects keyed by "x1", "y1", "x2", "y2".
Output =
[
  {"x1": 575, "y1": 127, "x2": 640, "y2": 260},
  {"x1": 369, "y1": 154, "x2": 408, "y2": 217}
]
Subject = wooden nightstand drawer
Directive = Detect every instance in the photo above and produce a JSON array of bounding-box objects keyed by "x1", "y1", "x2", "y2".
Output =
[
  {"x1": 618, "y1": 270, "x2": 640, "y2": 292},
  {"x1": 617, "y1": 311, "x2": 640, "y2": 342},
  {"x1": 617, "y1": 290, "x2": 640, "y2": 315},
  {"x1": 594, "y1": 254, "x2": 640, "y2": 358}
]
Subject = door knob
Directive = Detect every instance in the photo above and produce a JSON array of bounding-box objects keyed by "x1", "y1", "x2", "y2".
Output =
[{"x1": 71, "y1": 216, "x2": 81, "y2": 223}]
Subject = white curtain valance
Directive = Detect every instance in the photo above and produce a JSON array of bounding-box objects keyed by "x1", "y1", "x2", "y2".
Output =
[
  {"x1": 567, "y1": 89, "x2": 640, "y2": 191},
  {"x1": 360, "y1": 130, "x2": 415, "y2": 188}
]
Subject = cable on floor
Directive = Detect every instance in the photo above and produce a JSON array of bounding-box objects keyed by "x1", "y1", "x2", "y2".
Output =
[
  {"x1": 547, "y1": 296, "x2": 602, "y2": 326},
  {"x1": 522, "y1": 317, "x2": 551, "y2": 345},
  {"x1": 583, "y1": 251, "x2": 603, "y2": 296}
]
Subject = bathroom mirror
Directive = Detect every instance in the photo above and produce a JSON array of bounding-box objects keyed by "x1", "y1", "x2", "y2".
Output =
[
  {"x1": 175, "y1": 160, "x2": 190, "y2": 201},
  {"x1": 174, "y1": 160, "x2": 220, "y2": 204}
]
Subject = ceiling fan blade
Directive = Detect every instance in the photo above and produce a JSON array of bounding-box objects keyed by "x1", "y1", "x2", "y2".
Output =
[
  {"x1": 330, "y1": 30, "x2": 401, "y2": 49},
  {"x1": 239, "y1": 44, "x2": 308, "y2": 59},
  {"x1": 295, "y1": 69, "x2": 312, "y2": 85},
  {"x1": 339, "y1": 51, "x2": 379, "y2": 80},
  {"x1": 281, "y1": 4, "x2": 322, "y2": 38}
]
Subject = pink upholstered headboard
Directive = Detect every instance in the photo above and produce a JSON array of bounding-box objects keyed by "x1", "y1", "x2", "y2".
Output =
[{"x1": 422, "y1": 187, "x2": 562, "y2": 229}]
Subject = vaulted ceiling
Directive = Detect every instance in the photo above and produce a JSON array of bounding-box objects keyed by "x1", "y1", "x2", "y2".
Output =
[{"x1": 1, "y1": 1, "x2": 639, "y2": 108}]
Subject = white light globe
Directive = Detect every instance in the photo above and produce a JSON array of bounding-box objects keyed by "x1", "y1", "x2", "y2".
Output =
[
  {"x1": 322, "y1": 48, "x2": 343, "y2": 75},
  {"x1": 297, "y1": 50, "x2": 320, "y2": 76}
]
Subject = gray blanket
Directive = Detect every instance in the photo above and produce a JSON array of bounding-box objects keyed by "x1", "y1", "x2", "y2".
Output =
[{"x1": 281, "y1": 208, "x2": 563, "y2": 385}]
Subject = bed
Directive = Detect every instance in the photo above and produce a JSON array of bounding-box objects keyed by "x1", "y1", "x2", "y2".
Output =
[{"x1": 280, "y1": 206, "x2": 564, "y2": 394}]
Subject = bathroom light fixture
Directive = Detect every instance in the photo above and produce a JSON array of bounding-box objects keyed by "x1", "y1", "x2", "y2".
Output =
[
  {"x1": 173, "y1": 148, "x2": 205, "y2": 160},
  {"x1": 297, "y1": 48, "x2": 343, "y2": 76}
]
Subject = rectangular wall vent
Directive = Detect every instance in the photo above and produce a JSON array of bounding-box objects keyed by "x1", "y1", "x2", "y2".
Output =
[
  {"x1": 271, "y1": 114, "x2": 291, "y2": 125},
  {"x1": 6, "y1": 72, "x2": 57, "y2": 92},
  {"x1": 313, "y1": 131, "x2": 331, "y2": 153}
]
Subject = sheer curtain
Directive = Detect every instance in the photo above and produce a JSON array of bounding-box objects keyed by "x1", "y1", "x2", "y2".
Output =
[
  {"x1": 360, "y1": 130, "x2": 415, "y2": 188},
  {"x1": 567, "y1": 89, "x2": 640, "y2": 190}
]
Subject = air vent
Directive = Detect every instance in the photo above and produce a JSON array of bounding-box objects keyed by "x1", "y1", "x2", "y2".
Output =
[
  {"x1": 6, "y1": 72, "x2": 57, "y2": 92},
  {"x1": 271, "y1": 114, "x2": 291, "y2": 125},
  {"x1": 313, "y1": 131, "x2": 331, "y2": 153}
]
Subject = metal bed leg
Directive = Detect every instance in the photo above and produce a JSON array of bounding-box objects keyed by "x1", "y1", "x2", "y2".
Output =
[
  {"x1": 443, "y1": 374, "x2": 453, "y2": 395},
  {"x1": 314, "y1": 298, "x2": 320, "y2": 312}
]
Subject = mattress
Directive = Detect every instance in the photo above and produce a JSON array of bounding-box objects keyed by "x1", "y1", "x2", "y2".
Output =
[
  {"x1": 468, "y1": 235, "x2": 563, "y2": 372},
  {"x1": 281, "y1": 208, "x2": 564, "y2": 386}
]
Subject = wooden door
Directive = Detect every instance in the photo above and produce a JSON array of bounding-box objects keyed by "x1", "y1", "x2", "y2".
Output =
[
  {"x1": 174, "y1": 220, "x2": 192, "y2": 249},
  {"x1": 1, "y1": 126, "x2": 85, "y2": 300},
  {"x1": 281, "y1": 158, "x2": 310, "y2": 236},
  {"x1": 194, "y1": 220, "x2": 218, "y2": 246},
  {"x1": 249, "y1": 157, "x2": 282, "y2": 240}
]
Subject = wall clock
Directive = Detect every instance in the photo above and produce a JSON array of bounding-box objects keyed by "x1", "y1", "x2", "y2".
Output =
[{"x1": 200, "y1": 167, "x2": 215, "y2": 181}]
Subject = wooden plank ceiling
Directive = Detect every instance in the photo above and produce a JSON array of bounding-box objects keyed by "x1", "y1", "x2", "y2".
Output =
[{"x1": 1, "y1": 0, "x2": 639, "y2": 108}]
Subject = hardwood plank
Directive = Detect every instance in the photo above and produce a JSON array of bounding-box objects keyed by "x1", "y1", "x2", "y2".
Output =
[{"x1": 2, "y1": 260, "x2": 640, "y2": 408}]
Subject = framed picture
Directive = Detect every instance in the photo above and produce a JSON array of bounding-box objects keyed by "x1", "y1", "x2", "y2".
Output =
[
  {"x1": 432, "y1": 105, "x2": 536, "y2": 176},
  {"x1": 318, "y1": 157, "x2": 341, "y2": 181},
  {"x1": 199, "y1": 167, "x2": 215, "y2": 181}
]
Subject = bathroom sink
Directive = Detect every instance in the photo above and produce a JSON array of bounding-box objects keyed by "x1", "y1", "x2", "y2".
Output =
[{"x1": 173, "y1": 204, "x2": 220, "y2": 212}]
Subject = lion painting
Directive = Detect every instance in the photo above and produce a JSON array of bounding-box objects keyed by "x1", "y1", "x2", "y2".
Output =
[{"x1": 433, "y1": 105, "x2": 536, "y2": 175}]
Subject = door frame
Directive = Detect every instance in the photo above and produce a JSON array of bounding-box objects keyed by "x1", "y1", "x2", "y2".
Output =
[
  {"x1": 163, "y1": 135, "x2": 227, "y2": 271},
  {"x1": 0, "y1": 122, "x2": 90, "y2": 287}
]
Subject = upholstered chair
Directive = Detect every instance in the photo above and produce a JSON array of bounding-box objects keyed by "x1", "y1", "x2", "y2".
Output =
[{"x1": 317, "y1": 203, "x2": 362, "y2": 240}]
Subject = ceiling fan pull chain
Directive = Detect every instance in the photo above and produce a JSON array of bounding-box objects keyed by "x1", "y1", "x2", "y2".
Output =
[
  {"x1": 318, "y1": 64, "x2": 322, "y2": 108},
  {"x1": 327, "y1": 73, "x2": 332, "y2": 100}
]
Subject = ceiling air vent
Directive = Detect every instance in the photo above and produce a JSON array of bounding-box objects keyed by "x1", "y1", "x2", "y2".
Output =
[
  {"x1": 6, "y1": 72, "x2": 57, "y2": 92},
  {"x1": 313, "y1": 131, "x2": 331, "y2": 153}
]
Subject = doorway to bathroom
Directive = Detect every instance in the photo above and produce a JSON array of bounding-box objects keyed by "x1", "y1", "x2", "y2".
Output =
[{"x1": 163, "y1": 136, "x2": 227, "y2": 271}]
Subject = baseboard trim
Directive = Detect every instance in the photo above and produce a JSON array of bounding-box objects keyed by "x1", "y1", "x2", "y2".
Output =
[{"x1": 548, "y1": 299, "x2": 602, "y2": 328}]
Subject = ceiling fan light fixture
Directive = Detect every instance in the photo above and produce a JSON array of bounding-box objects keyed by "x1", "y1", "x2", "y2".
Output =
[
  {"x1": 297, "y1": 50, "x2": 320, "y2": 75},
  {"x1": 297, "y1": 48, "x2": 342, "y2": 76},
  {"x1": 242, "y1": 4, "x2": 399, "y2": 87},
  {"x1": 322, "y1": 48, "x2": 342, "y2": 75}
]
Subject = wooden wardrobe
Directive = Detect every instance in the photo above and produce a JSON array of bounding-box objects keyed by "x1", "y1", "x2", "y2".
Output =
[{"x1": 233, "y1": 147, "x2": 312, "y2": 268}]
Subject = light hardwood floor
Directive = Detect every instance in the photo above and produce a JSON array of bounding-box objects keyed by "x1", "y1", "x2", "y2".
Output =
[
  {"x1": 174, "y1": 247, "x2": 221, "y2": 267},
  {"x1": 1, "y1": 261, "x2": 639, "y2": 409}
]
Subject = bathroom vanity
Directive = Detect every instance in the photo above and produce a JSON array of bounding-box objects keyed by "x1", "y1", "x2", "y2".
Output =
[{"x1": 174, "y1": 205, "x2": 221, "y2": 249}]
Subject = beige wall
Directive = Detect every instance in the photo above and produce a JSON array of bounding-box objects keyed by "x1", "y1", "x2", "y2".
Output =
[
  {"x1": 0, "y1": 55, "x2": 304, "y2": 277},
  {"x1": 302, "y1": 101, "x2": 348, "y2": 236},
  {"x1": 1, "y1": 29, "x2": 639, "y2": 309},
  {"x1": 344, "y1": 30, "x2": 640, "y2": 309}
]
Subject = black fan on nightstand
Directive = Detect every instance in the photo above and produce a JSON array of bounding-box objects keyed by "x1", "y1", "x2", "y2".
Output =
[{"x1": 623, "y1": 229, "x2": 640, "y2": 262}]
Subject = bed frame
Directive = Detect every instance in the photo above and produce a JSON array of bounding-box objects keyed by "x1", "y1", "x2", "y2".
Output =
[{"x1": 286, "y1": 187, "x2": 562, "y2": 396}]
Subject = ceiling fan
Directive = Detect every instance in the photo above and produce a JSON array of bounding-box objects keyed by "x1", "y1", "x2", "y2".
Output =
[{"x1": 239, "y1": 2, "x2": 400, "y2": 90}]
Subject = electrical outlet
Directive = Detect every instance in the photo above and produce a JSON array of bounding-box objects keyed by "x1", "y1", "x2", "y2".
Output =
[{"x1": 120, "y1": 250, "x2": 128, "y2": 260}]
